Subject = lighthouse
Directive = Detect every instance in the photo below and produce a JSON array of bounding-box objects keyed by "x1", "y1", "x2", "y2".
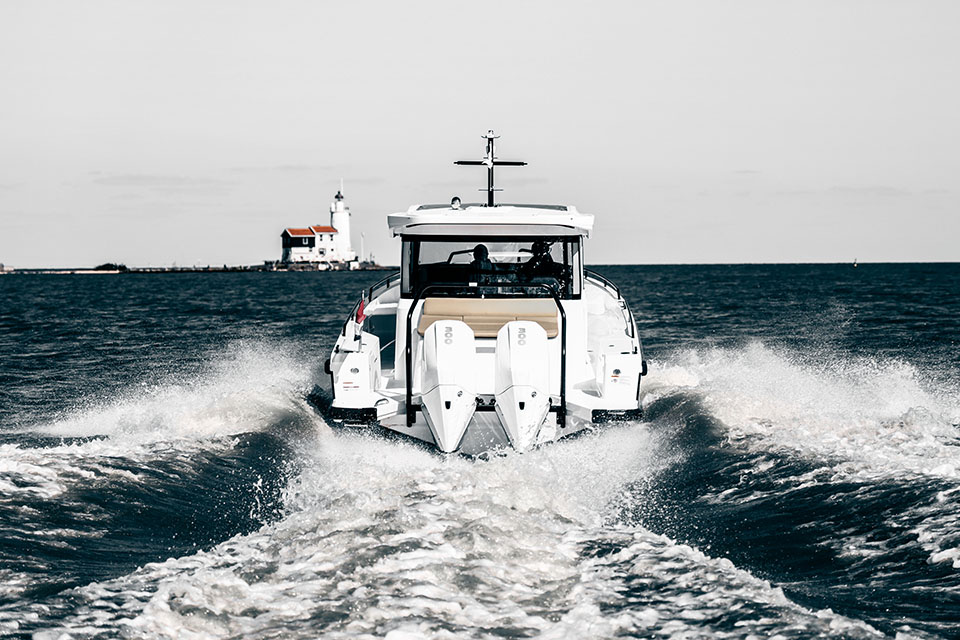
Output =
[
  {"x1": 329, "y1": 188, "x2": 356, "y2": 262},
  {"x1": 279, "y1": 184, "x2": 359, "y2": 269}
]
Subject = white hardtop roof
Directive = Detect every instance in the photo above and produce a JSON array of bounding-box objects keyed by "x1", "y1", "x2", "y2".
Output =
[{"x1": 387, "y1": 204, "x2": 594, "y2": 238}]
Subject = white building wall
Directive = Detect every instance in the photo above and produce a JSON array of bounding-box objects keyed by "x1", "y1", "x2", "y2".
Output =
[
  {"x1": 282, "y1": 244, "x2": 317, "y2": 262},
  {"x1": 314, "y1": 234, "x2": 329, "y2": 256}
]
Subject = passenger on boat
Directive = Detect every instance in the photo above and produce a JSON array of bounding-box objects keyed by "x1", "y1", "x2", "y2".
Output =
[{"x1": 471, "y1": 244, "x2": 493, "y2": 281}]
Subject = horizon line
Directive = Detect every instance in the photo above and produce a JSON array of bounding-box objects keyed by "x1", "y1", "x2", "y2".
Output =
[{"x1": 3, "y1": 259, "x2": 958, "y2": 273}]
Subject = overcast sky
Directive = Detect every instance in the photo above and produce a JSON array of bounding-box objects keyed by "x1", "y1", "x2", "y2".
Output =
[{"x1": 1, "y1": 0, "x2": 957, "y2": 267}]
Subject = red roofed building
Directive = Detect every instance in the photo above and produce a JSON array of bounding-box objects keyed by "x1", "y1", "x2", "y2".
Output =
[{"x1": 280, "y1": 189, "x2": 357, "y2": 267}]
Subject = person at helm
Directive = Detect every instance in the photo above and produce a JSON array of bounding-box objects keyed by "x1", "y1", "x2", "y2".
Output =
[{"x1": 524, "y1": 240, "x2": 556, "y2": 276}]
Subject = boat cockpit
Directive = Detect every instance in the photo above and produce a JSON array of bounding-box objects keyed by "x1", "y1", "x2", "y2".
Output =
[{"x1": 401, "y1": 236, "x2": 581, "y2": 299}]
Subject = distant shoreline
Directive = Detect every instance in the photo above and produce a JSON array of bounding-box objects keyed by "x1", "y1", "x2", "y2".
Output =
[
  {"x1": 1, "y1": 264, "x2": 396, "y2": 275},
  {"x1": 2, "y1": 262, "x2": 956, "y2": 275}
]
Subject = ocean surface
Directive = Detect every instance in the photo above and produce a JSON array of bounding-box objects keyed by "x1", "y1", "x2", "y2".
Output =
[{"x1": 1, "y1": 264, "x2": 958, "y2": 639}]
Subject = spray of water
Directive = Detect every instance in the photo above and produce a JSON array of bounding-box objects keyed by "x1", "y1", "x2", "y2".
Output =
[
  {"x1": 648, "y1": 341, "x2": 960, "y2": 480},
  {"x1": 5, "y1": 340, "x2": 953, "y2": 637}
]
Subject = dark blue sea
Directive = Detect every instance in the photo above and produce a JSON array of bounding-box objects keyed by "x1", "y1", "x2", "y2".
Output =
[{"x1": 1, "y1": 264, "x2": 959, "y2": 639}]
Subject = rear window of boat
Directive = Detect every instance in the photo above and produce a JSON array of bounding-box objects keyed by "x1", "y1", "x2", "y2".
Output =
[{"x1": 400, "y1": 236, "x2": 582, "y2": 300}]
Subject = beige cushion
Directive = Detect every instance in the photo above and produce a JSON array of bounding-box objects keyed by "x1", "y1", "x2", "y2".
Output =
[{"x1": 417, "y1": 297, "x2": 559, "y2": 338}]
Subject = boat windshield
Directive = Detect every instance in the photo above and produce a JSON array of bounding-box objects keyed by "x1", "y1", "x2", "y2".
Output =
[{"x1": 401, "y1": 237, "x2": 581, "y2": 299}]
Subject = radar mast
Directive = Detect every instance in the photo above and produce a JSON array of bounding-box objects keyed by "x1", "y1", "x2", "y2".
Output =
[{"x1": 454, "y1": 130, "x2": 527, "y2": 207}]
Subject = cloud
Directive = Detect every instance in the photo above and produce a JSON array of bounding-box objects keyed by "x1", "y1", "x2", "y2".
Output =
[
  {"x1": 775, "y1": 185, "x2": 912, "y2": 199},
  {"x1": 424, "y1": 176, "x2": 548, "y2": 188},
  {"x1": 343, "y1": 176, "x2": 387, "y2": 186},
  {"x1": 826, "y1": 185, "x2": 910, "y2": 198},
  {"x1": 228, "y1": 164, "x2": 324, "y2": 174},
  {"x1": 92, "y1": 174, "x2": 232, "y2": 188},
  {"x1": 90, "y1": 173, "x2": 237, "y2": 198}
]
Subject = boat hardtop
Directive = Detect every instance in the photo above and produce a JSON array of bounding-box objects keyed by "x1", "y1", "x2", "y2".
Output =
[
  {"x1": 324, "y1": 131, "x2": 646, "y2": 455},
  {"x1": 388, "y1": 204, "x2": 594, "y2": 237}
]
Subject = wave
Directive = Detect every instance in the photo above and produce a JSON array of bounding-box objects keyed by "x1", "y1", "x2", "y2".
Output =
[
  {"x1": 631, "y1": 342, "x2": 960, "y2": 635},
  {"x1": 8, "y1": 424, "x2": 887, "y2": 639},
  {"x1": 4, "y1": 340, "x2": 960, "y2": 637},
  {"x1": 646, "y1": 340, "x2": 960, "y2": 480},
  {"x1": 1, "y1": 341, "x2": 315, "y2": 503},
  {"x1": 26, "y1": 340, "x2": 316, "y2": 443},
  {"x1": 0, "y1": 342, "x2": 318, "y2": 608}
]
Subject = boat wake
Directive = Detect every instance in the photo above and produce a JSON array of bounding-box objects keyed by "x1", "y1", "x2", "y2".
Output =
[
  {"x1": 648, "y1": 341, "x2": 960, "y2": 480},
  {"x1": 631, "y1": 341, "x2": 960, "y2": 637},
  {"x1": 0, "y1": 342, "x2": 314, "y2": 613},
  {"x1": 2, "y1": 340, "x2": 959, "y2": 638}
]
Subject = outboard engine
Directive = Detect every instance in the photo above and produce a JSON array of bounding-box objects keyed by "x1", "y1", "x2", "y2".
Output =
[
  {"x1": 420, "y1": 320, "x2": 477, "y2": 453},
  {"x1": 494, "y1": 321, "x2": 552, "y2": 451}
]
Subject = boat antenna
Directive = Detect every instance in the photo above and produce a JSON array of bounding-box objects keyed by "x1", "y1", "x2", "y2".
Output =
[{"x1": 454, "y1": 130, "x2": 527, "y2": 207}]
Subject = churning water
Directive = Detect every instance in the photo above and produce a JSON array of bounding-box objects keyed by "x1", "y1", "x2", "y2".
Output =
[{"x1": 1, "y1": 265, "x2": 958, "y2": 639}]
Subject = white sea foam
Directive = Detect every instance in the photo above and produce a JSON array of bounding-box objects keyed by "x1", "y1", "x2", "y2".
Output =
[
  {"x1": 33, "y1": 341, "x2": 315, "y2": 443},
  {"x1": 0, "y1": 342, "x2": 316, "y2": 604},
  {"x1": 0, "y1": 438, "x2": 232, "y2": 502},
  {"x1": 646, "y1": 341, "x2": 960, "y2": 480},
  {"x1": 0, "y1": 435, "x2": 248, "y2": 604},
  {"x1": 17, "y1": 422, "x2": 885, "y2": 639},
  {"x1": 0, "y1": 342, "x2": 313, "y2": 498},
  {"x1": 646, "y1": 342, "x2": 960, "y2": 572},
  {"x1": 4, "y1": 340, "x2": 951, "y2": 636},
  {"x1": 912, "y1": 486, "x2": 960, "y2": 570}
]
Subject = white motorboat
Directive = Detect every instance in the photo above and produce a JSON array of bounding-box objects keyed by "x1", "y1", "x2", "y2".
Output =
[{"x1": 324, "y1": 131, "x2": 646, "y2": 455}]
